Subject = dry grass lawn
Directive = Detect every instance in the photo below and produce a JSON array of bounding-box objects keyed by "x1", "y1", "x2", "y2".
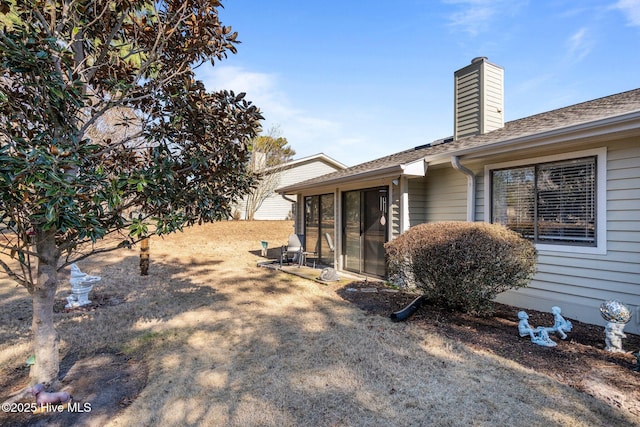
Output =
[{"x1": 1, "y1": 221, "x2": 637, "y2": 426}]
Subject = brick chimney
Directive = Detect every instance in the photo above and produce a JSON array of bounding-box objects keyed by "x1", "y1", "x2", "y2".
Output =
[{"x1": 454, "y1": 57, "x2": 504, "y2": 140}]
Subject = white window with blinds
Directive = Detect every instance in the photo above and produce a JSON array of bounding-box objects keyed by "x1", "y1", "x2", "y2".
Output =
[{"x1": 485, "y1": 148, "x2": 607, "y2": 255}]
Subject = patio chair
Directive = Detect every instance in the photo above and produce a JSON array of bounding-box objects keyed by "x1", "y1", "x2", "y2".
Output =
[
  {"x1": 280, "y1": 234, "x2": 304, "y2": 267},
  {"x1": 324, "y1": 232, "x2": 335, "y2": 255}
]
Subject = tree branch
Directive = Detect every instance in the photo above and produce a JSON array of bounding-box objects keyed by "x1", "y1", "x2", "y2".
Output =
[
  {"x1": 84, "y1": 3, "x2": 130, "y2": 83},
  {"x1": 0, "y1": 257, "x2": 29, "y2": 288},
  {"x1": 58, "y1": 232, "x2": 151, "y2": 271}
]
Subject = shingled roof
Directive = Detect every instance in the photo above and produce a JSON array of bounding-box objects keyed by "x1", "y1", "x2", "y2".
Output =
[{"x1": 279, "y1": 88, "x2": 640, "y2": 193}]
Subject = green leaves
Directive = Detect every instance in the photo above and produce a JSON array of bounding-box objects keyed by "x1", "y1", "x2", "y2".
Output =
[
  {"x1": 129, "y1": 217, "x2": 149, "y2": 239},
  {"x1": 0, "y1": 0, "x2": 262, "y2": 288},
  {"x1": 128, "y1": 175, "x2": 148, "y2": 193},
  {"x1": 45, "y1": 204, "x2": 56, "y2": 223}
]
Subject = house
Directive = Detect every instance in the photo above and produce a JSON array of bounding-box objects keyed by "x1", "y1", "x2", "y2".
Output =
[
  {"x1": 236, "y1": 153, "x2": 346, "y2": 220},
  {"x1": 278, "y1": 57, "x2": 640, "y2": 334}
]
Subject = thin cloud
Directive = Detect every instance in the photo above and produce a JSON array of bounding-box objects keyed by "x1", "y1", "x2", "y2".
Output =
[
  {"x1": 296, "y1": 116, "x2": 339, "y2": 130},
  {"x1": 196, "y1": 65, "x2": 299, "y2": 120},
  {"x1": 566, "y1": 27, "x2": 592, "y2": 62},
  {"x1": 196, "y1": 65, "x2": 344, "y2": 154},
  {"x1": 613, "y1": 0, "x2": 640, "y2": 26},
  {"x1": 443, "y1": 0, "x2": 527, "y2": 36}
]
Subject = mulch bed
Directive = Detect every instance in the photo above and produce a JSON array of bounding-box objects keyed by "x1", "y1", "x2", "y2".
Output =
[{"x1": 337, "y1": 281, "x2": 640, "y2": 418}]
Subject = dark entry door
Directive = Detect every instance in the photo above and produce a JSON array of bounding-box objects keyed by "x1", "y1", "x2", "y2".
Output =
[
  {"x1": 363, "y1": 188, "x2": 387, "y2": 276},
  {"x1": 343, "y1": 187, "x2": 388, "y2": 277}
]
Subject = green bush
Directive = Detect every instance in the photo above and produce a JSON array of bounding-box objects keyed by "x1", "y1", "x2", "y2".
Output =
[{"x1": 385, "y1": 221, "x2": 537, "y2": 314}]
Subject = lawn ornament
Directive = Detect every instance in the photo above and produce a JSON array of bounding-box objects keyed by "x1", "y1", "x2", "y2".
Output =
[
  {"x1": 600, "y1": 300, "x2": 632, "y2": 353},
  {"x1": 604, "y1": 322, "x2": 628, "y2": 353},
  {"x1": 517, "y1": 311, "x2": 557, "y2": 347},
  {"x1": 547, "y1": 306, "x2": 572, "y2": 339},
  {"x1": 65, "y1": 263, "x2": 101, "y2": 308},
  {"x1": 318, "y1": 267, "x2": 340, "y2": 282},
  {"x1": 600, "y1": 299, "x2": 632, "y2": 323},
  {"x1": 27, "y1": 383, "x2": 72, "y2": 407}
]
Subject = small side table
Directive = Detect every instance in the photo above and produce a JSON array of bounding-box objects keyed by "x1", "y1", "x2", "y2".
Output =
[{"x1": 299, "y1": 251, "x2": 317, "y2": 268}]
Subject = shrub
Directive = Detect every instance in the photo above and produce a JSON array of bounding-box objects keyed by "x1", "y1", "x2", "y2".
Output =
[{"x1": 385, "y1": 221, "x2": 537, "y2": 314}]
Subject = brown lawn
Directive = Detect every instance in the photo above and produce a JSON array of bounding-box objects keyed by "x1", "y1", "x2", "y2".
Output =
[{"x1": 1, "y1": 220, "x2": 638, "y2": 426}]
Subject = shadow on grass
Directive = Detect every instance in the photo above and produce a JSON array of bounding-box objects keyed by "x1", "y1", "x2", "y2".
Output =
[
  {"x1": 1, "y1": 226, "x2": 637, "y2": 426},
  {"x1": 0, "y1": 253, "x2": 227, "y2": 427}
]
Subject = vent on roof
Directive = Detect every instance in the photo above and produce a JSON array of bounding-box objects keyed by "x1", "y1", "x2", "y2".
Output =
[
  {"x1": 415, "y1": 136, "x2": 454, "y2": 150},
  {"x1": 454, "y1": 57, "x2": 504, "y2": 140}
]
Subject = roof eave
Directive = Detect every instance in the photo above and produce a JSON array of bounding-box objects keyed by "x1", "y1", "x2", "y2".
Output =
[
  {"x1": 277, "y1": 164, "x2": 405, "y2": 194},
  {"x1": 261, "y1": 153, "x2": 348, "y2": 174},
  {"x1": 277, "y1": 157, "x2": 427, "y2": 194}
]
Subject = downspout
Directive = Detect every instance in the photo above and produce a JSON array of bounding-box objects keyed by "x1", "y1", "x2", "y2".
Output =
[
  {"x1": 451, "y1": 156, "x2": 475, "y2": 222},
  {"x1": 281, "y1": 193, "x2": 298, "y2": 230}
]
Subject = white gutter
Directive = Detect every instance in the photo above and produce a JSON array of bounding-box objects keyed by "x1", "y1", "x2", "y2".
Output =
[
  {"x1": 451, "y1": 156, "x2": 475, "y2": 222},
  {"x1": 278, "y1": 158, "x2": 428, "y2": 195},
  {"x1": 281, "y1": 194, "x2": 296, "y2": 203},
  {"x1": 277, "y1": 164, "x2": 402, "y2": 194}
]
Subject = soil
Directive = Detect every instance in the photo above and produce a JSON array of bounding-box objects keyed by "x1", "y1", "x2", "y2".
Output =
[
  {"x1": 0, "y1": 304, "x2": 148, "y2": 427},
  {"x1": 336, "y1": 280, "x2": 640, "y2": 419}
]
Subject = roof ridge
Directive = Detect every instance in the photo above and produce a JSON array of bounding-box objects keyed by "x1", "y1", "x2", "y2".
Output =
[{"x1": 504, "y1": 87, "x2": 640, "y2": 127}]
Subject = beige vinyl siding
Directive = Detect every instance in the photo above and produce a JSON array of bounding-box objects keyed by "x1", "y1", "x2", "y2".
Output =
[
  {"x1": 424, "y1": 167, "x2": 467, "y2": 221},
  {"x1": 474, "y1": 169, "x2": 485, "y2": 221},
  {"x1": 390, "y1": 181, "x2": 401, "y2": 238},
  {"x1": 403, "y1": 161, "x2": 484, "y2": 227},
  {"x1": 455, "y1": 69, "x2": 481, "y2": 139},
  {"x1": 454, "y1": 58, "x2": 503, "y2": 139},
  {"x1": 451, "y1": 159, "x2": 485, "y2": 221},
  {"x1": 496, "y1": 139, "x2": 640, "y2": 335},
  {"x1": 408, "y1": 177, "x2": 427, "y2": 226},
  {"x1": 252, "y1": 193, "x2": 293, "y2": 221},
  {"x1": 278, "y1": 161, "x2": 339, "y2": 187},
  {"x1": 483, "y1": 68, "x2": 504, "y2": 131}
]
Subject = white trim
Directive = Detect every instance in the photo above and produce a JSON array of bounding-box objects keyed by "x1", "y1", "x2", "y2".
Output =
[
  {"x1": 400, "y1": 176, "x2": 410, "y2": 234},
  {"x1": 484, "y1": 147, "x2": 607, "y2": 255},
  {"x1": 402, "y1": 158, "x2": 427, "y2": 177}
]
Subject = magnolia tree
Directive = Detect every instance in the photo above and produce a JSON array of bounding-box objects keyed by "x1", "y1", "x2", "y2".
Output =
[{"x1": 0, "y1": 0, "x2": 262, "y2": 386}]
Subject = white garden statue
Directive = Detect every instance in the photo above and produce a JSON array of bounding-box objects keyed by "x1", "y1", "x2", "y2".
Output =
[
  {"x1": 65, "y1": 263, "x2": 101, "y2": 308},
  {"x1": 600, "y1": 300, "x2": 632, "y2": 353},
  {"x1": 604, "y1": 322, "x2": 627, "y2": 353}
]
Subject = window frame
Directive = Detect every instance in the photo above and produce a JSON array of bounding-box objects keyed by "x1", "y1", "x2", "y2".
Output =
[
  {"x1": 304, "y1": 193, "x2": 335, "y2": 265},
  {"x1": 484, "y1": 147, "x2": 607, "y2": 255}
]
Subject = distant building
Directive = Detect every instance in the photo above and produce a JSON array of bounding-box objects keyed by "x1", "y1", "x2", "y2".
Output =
[{"x1": 236, "y1": 153, "x2": 346, "y2": 220}]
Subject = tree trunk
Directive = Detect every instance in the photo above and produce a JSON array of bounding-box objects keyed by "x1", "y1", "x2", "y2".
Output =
[
  {"x1": 140, "y1": 236, "x2": 150, "y2": 275},
  {"x1": 30, "y1": 229, "x2": 60, "y2": 386}
]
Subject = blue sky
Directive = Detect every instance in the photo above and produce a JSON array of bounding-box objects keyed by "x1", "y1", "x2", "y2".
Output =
[{"x1": 196, "y1": 0, "x2": 640, "y2": 166}]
